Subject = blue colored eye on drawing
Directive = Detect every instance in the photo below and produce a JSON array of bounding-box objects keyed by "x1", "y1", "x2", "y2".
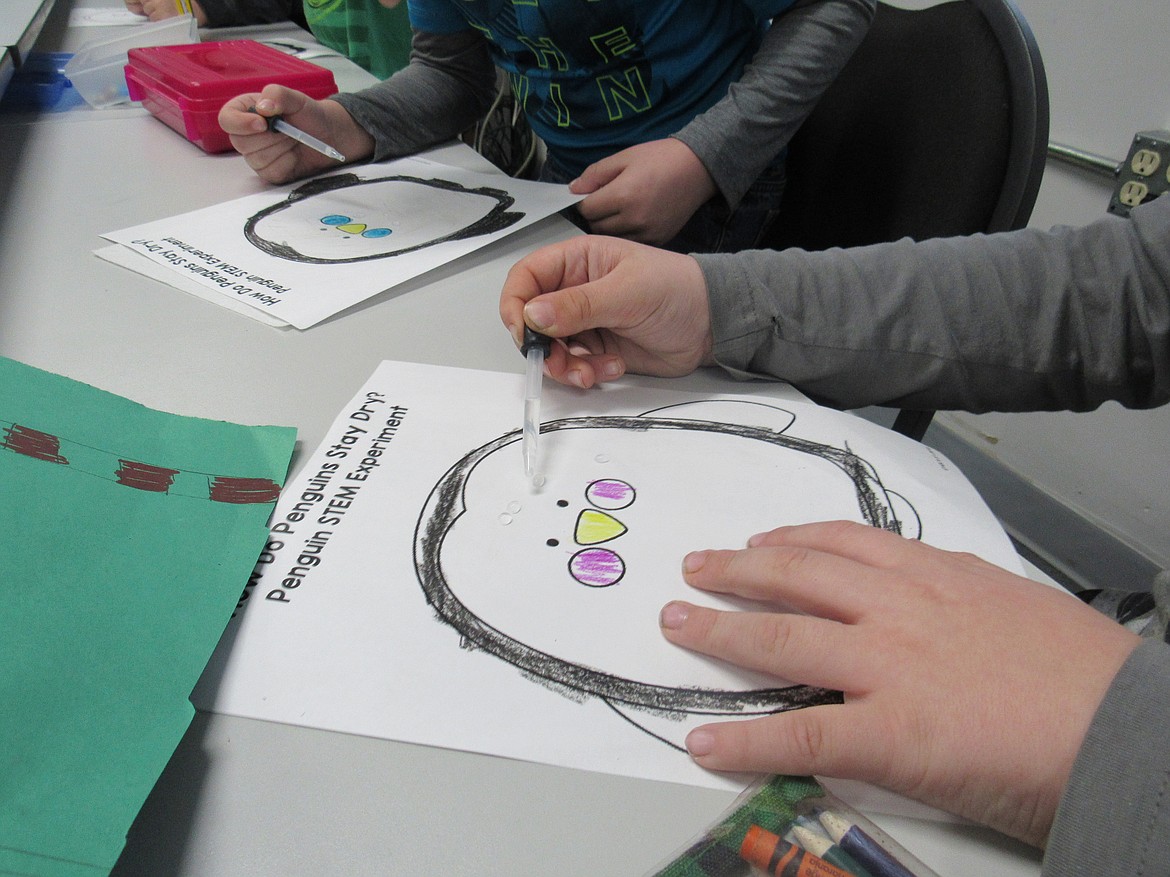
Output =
[{"x1": 319, "y1": 215, "x2": 391, "y2": 237}]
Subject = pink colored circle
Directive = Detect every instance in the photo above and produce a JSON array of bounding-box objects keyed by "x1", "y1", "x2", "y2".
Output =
[
  {"x1": 585, "y1": 478, "x2": 635, "y2": 510},
  {"x1": 569, "y1": 548, "x2": 625, "y2": 587}
]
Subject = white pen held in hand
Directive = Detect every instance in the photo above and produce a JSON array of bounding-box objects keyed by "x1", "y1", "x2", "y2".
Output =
[
  {"x1": 521, "y1": 327, "x2": 552, "y2": 481},
  {"x1": 248, "y1": 107, "x2": 346, "y2": 162}
]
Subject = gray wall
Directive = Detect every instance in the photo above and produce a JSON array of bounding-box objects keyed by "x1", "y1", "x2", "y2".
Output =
[{"x1": 925, "y1": 0, "x2": 1169, "y2": 585}]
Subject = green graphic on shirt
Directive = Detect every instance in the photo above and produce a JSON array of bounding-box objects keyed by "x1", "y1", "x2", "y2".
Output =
[
  {"x1": 510, "y1": 72, "x2": 531, "y2": 111},
  {"x1": 518, "y1": 34, "x2": 569, "y2": 71},
  {"x1": 548, "y1": 82, "x2": 571, "y2": 127},
  {"x1": 590, "y1": 27, "x2": 637, "y2": 61},
  {"x1": 597, "y1": 67, "x2": 651, "y2": 121}
]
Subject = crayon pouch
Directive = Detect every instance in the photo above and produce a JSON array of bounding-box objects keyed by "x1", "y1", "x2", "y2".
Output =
[{"x1": 647, "y1": 775, "x2": 941, "y2": 877}]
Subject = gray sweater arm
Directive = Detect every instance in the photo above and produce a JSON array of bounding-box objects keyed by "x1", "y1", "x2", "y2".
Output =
[
  {"x1": 694, "y1": 197, "x2": 1170, "y2": 413},
  {"x1": 331, "y1": 29, "x2": 497, "y2": 162},
  {"x1": 673, "y1": 0, "x2": 875, "y2": 210},
  {"x1": 1042, "y1": 636, "x2": 1170, "y2": 877}
]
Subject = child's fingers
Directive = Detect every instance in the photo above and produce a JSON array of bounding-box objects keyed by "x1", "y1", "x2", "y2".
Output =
[
  {"x1": 659, "y1": 601, "x2": 864, "y2": 693},
  {"x1": 684, "y1": 706, "x2": 886, "y2": 782}
]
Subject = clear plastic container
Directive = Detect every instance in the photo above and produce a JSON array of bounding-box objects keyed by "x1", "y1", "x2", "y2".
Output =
[
  {"x1": 648, "y1": 775, "x2": 942, "y2": 877},
  {"x1": 63, "y1": 15, "x2": 199, "y2": 109}
]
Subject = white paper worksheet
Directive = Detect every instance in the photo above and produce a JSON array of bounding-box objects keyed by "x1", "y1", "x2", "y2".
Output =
[
  {"x1": 102, "y1": 157, "x2": 581, "y2": 328},
  {"x1": 193, "y1": 360, "x2": 1028, "y2": 797}
]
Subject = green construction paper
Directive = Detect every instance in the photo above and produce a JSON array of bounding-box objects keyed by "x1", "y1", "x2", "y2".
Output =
[
  {"x1": 0, "y1": 356, "x2": 296, "y2": 873},
  {"x1": 0, "y1": 845, "x2": 108, "y2": 876}
]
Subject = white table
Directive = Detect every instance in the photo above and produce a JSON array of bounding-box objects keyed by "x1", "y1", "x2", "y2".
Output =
[{"x1": 0, "y1": 4, "x2": 1045, "y2": 875}]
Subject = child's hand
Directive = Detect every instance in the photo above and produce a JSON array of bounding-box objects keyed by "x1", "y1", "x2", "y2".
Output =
[
  {"x1": 571, "y1": 139, "x2": 717, "y2": 245},
  {"x1": 499, "y1": 235, "x2": 714, "y2": 388},
  {"x1": 660, "y1": 520, "x2": 1142, "y2": 848},
  {"x1": 126, "y1": 0, "x2": 209, "y2": 25},
  {"x1": 218, "y1": 85, "x2": 373, "y2": 184}
]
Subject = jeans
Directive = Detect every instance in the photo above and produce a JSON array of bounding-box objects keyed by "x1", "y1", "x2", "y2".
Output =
[{"x1": 664, "y1": 158, "x2": 787, "y2": 254}]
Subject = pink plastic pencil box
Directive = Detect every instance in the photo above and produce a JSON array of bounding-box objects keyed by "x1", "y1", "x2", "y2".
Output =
[{"x1": 125, "y1": 40, "x2": 337, "y2": 154}]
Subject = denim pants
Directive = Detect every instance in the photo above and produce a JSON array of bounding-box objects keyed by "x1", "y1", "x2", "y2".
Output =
[{"x1": 542, "y1": 152, "x2": 787, "y2": 254}]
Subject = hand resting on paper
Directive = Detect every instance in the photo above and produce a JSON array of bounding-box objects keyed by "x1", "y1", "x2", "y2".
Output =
[
  {"x1": 218, "y1": 85, "x2": 374, "y2": 184},
  {"x1": 499, "y1": 235, "x2": 715, "y2": 388},
  {"x1": 569, "y1": 139, "x2": 718, "y2": 246},
  {"x1": 658, "y1": 520, "x2": 1140, "y2": 849}
]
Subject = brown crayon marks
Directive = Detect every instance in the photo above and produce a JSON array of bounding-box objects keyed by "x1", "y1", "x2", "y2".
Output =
[
  {"x1": 3, "y1": 424, "x2": 68, "y2": 463},
  {"x1": 116, "y1": 460, "x2": 180, "y2": 492},
  {"x1": 209, "y1": 477, "x2": 282, "y2": 504},
  {"x1": 2, "y1": 417, "x2": 281, "y2": 504}
]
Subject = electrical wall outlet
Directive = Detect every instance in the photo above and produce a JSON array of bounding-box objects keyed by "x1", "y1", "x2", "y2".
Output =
[{"x1": 1108, "y1": 130, "x2": 1170, "y2": 216}]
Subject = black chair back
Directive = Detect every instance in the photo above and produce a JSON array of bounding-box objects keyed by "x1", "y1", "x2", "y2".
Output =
[{"x1": 761, "y1": 0, "x2": 1049, "y2": 439}]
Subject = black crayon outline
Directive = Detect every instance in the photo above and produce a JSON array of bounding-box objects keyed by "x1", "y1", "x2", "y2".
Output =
[
  {"x1": 414, "y1": 412, "x2": 921, "y2": 723},
  {"x1": 244, "y1": 173, "x2": 525, "y2": 264}
]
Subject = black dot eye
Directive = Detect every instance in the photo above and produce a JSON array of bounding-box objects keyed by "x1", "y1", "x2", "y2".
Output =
[
  {"x1": 556, "y1": 499, "x2": 569, "y2": 507},
  {"x1": 546, "y1": 538, "x2": 559, "y2": 547}
]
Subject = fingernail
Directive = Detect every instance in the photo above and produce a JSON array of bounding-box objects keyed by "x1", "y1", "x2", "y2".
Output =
[
  {"x1": 659, "y1": 601, "x2": 688, "y2": 630},
  {"x1": 525, "y1": 300, "x2": 555, "y2": 332},
  {"x1": 256, "y1": 98, "x2": 275, "y2": 113},
  {"x1": 601, "y1": 359, "x2": 623, "y2": 378},
  {"x1": 747, "y1": 533, "x2": 766, "y2": 547},
  {"x1": 686, "y1": 729, "x2": 715, "y2": 757},
  {"x1": 566, "y1": 369, "x2": 586, "y2": 389},
  {"x1": 683, "y1": 550, "x2": 707, "y2": 574}
]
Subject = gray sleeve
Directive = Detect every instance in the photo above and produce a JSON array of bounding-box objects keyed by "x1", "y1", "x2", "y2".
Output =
[
  {"x1": 693, "y1": 196, "x2": 1170, "y2": 413},
  {"x1": 330, "y1": 29, "x2": 498, "y2": 162},
  {"x1": 195, "y1": 0, "x2": 299, "y2": 26},
  {"x1": 1042, "y1": 638, "x2": 1170, "y2": 877},
  {"x1": 672, "y1": 0, "x2": 876, "y2": 210}
]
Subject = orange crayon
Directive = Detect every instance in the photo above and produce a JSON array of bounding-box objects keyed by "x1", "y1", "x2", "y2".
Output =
[{"x1": 740, "y1": 825, "x2": 855, "y2": 877}]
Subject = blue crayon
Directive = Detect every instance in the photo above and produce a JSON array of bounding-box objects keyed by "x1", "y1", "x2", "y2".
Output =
[
  {"x1": 791, "y1": 822, "x2": 873, "y2": 877},
  {"x1": 817, "y1": 811, "x2": 917, "y2": 877}
]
